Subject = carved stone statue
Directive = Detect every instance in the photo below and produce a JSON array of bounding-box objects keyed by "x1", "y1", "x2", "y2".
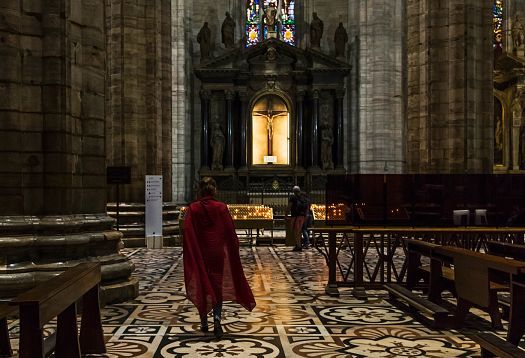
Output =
[
  {"x1": 321, "y1": 123, "x2": 334, "y2": 171},
  {"x1": 310, "y1": 12, "x2": 324, "y2": 49},
  {"x1": 222, "y1": 12, "x2": 236, "y2": 49},
  {"x1": 210, "y1": 121, "x2": 225, "y2": 170},
  {"x1": 334, "y1": 22, "x2": 348, "y2": 58},
  {"x1": 264, "y1": 4, "x2": 278, "y2": 34},
  {"x1": 197, "y1": 22, "x2": 211, "y2": 60},
  {"x1": 513, "y1": 15, "x2": 525, "y2": 51},
  {"x1": 512, "y1": 93, "x2": 523, "y2": 120}
]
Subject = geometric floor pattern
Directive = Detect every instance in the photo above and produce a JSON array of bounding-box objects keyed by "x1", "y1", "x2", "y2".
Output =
[{"x1": 6, "y1": 245, "x2": 524, "y2": 357}]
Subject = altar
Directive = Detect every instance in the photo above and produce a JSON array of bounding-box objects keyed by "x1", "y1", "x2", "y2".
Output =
[{"x1": 194, "y1": 37, "x2": 351, "y2": 193}]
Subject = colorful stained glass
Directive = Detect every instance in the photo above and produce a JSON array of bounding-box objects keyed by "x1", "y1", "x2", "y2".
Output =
[
  {"x1": 245, "y1": 0, "x2": 295, "y2": 47},
  {"x1": 493, "y1": 0, "x2": 504, "y2": 50},
  {"x1": 281, "y1": 24, "x2": 295, "y2": 45}
]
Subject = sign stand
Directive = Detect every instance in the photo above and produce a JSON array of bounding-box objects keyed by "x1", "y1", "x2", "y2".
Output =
[
  {"x1": 107, "y1": 166, "x2": 132, "y2": 231},
  {"x1": 145, "y1": 175, "x2": 163, "y2": 249}
]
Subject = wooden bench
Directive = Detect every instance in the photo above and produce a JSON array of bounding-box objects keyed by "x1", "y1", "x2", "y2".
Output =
[
  {"x1": 404, "y1": 239, "x2": 456, "y2": 303},
  {"x1": 10, "y1": 262, "x2": 106, "y2": 358},
  {"x1": 486, "y1": 241, "x2": 525, "y2": 318},
  {"x1": 469, "y1": 332, "x2": 525, "y2": 358},
  {"x1": 433, "y1": 246, "x2": 525, "y2": 345},
  {"x1": 0, "y1": 304, "x2": 17, "y2": 358},
  {"x1": 386, "y1": 239, "x2": 454, "y2": 328}
]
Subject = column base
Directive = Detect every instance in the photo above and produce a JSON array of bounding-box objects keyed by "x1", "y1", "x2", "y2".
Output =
[{"x1": 0, "y1": 214, "x2": 139, "y2": 304}]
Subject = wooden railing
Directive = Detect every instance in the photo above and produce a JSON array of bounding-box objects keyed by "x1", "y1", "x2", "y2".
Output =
[
  {"x1": 4, "y1": 263, "x2": 105, "y2": 358},
  {"x1": 311, "y1": 227, "x2": 525, "y2": 298}
]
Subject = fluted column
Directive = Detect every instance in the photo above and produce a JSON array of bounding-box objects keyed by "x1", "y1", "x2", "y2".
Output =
[
  {"x1": 200, "y1": 89, "x2": 211, "y2": 170},
  {"x1": 335, "y1": 89, "x2": 345, "y2": 169},
  {"x1": 311, "y1": 90, "x2": 320, "y2": 169},
  {"x1": 296, "y1": 91, "x2": 305, "y2": 168},
  {"x1": 225, "y1": 90, "x2": 235, "y2": 169}
]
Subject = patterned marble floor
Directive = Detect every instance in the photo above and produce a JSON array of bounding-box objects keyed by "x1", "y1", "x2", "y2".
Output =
[{"x1": 6, "y1": 244, "x2": 523, "y2": 357}]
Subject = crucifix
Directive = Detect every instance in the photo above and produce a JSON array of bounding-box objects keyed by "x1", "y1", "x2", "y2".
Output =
[{"x1": 253, "y1": 97, "x2": 287, "y2": 156}]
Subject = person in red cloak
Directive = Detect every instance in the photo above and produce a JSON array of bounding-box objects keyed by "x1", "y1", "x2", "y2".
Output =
[{"x1": 183, "y1": 177, "x2": 256, "y2": 338}]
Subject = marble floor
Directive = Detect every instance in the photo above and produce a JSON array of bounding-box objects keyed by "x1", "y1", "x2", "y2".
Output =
[{"x1": 6, "y1": 244, "x2": 523, "y2": 357}]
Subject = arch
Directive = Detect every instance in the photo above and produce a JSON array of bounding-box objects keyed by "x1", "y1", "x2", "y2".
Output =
[{"x1": 249, "y1": 90, "x2": 295, "y2": 166}]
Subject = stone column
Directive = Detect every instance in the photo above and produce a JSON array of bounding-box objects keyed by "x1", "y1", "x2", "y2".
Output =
[
  {"x1": 335, "y1": 89, "x2": 345, "y2": 169},
  {"x1": 407, "y1": 0, "x2": 493, "y2": 173},
  {"x1": 239, "y1": 91, "x2": 249, "y2": 169},
  {"x1": 296, "y1": 91, "x2": 305, "y2": 169},
  {"x1": 225, "y1": 90, "x2": 235, "y2": 169},
  {"x1": 106, "y1": 0, "x2": 172, "y2": 203},
  {"x1": 311, "y1": 90, "x2": 320, "y2": 169},
  {"x1": 0, "y1": 0, "x2": 137, "y2": 303},
  {"x1": 200, "y1": 89, "x2": 211, "y2": 170}
]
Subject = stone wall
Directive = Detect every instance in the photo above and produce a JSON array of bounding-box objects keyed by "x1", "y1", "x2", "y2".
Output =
[
  {"x1": 0, "y1": 0, "x2": 137, "y2": 303},
  {"x1": 106, "y1": 0, "x2": 172, "y2": 203},
  {"x1": 407, "y1": 0, "x2": 493, "y2": 173},
  {"x1": 181, "y1": 0, "x2": 406, "y2": 182}
]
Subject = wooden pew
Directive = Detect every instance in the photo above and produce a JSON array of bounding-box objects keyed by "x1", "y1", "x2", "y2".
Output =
[
  {"x1": 486, "y1": 241, "x2": 525, "y2": 317},
  {"x1": 10, "y1": 262, "x2": 106, "y2": 358},
  {"x1": 386, "y1": 239, "x2": 453, "y2": 328},
  {"x1": 0, "y1": 304, "x2": 16, "y2": 358},
  {"x1": 470, "y1": 332, "x2": 525, "y2": 358},
  {"x1": 433, "y1": 246, "x2": 525, "y2": 345}
]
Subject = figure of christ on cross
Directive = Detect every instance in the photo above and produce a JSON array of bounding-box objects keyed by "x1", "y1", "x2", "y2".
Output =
[{"x1": 254, "y1": 105, "x2": 287, "y2": 157}]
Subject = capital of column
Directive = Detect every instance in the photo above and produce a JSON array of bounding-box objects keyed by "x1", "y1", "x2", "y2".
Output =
[
  {"x1": 225, "y1": 90, "x2": 235, "y2": 101},
  {"x1": 336, "y1": 88, "x2": 346, "y2": 100},
  {"x1": 296, "y1": 90, "x2": 305, "y2": 101},
  {"x1": 312, "y1": 90, "x2": 320, "y2": 100},
  {"x1": 200, "y1": 89, "x2": 211, "y2": 100}
]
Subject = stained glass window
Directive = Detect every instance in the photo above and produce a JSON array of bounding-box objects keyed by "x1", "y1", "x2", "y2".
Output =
[
  {"x1": 493, "y1": 0, "x2": 504, "y2": 51},
  {"x1": 245, "y1": 0, "x2": 296, "y2": 47},
  {"x1": 246, "y1": 0, "x2": 261, "y2": 46}
]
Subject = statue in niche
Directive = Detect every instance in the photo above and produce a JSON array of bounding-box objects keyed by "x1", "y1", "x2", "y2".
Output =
[
  {"x1": 512, "y1": 92, "x2": 523, "y2": 120},
  {"x1": 264, "y1": 3, "x2": 278, "y2": 35},
  {"x1": 320, "y1": 104, "x2": 334, "y2": 170},
  {"x1": 321, "y1": 124, "x2": 334, "y2": 170},
  {"x1": 334, "y1": 23, "x2": 348, "y2": 58},
  {"x1": 210, "y1": 120, "x2": 225, "y2": 170},
  {"x1": 513, "y1": 15, "x2": 525, "y2": 51},
  {"x1": 310, "y1": 12, "x2": 324, "y2": 49},
  {"x1": 222, "y1": 12, "x2": 236, "y2": 49},
  {"x1": 197, "y1": 22, "x2": 211, "y2": 61}
]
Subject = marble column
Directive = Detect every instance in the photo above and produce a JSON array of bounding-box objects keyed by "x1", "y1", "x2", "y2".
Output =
[
  {"x1": 225, "y1": 90, "x2": 235, "y2": 169},
  {"x1": 311, "y1": 90, "x2": 320, "y2": 169},
  {"x1": 335, "y1": 89, "x2": 345, "y2": 169},
  {"x1": 0, "y1": 0, "x2": 137, "y2": 303},
  {"x1": 407, "y1": 0, "x2": 493, "y2": 173},
  {"x1": 200, "y1": 90, "x2": 211, "y2": 170},
  {"x1": 239, "y1": 91, "x2": 249, "y2": 169},
  {"x1": 296, "y1": 91, "x2": 305, "y2": 169}
]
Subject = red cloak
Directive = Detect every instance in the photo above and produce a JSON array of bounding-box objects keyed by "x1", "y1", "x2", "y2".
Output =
[{"x1": 183, "y1": 196, "x2": 256, "y2": 317}]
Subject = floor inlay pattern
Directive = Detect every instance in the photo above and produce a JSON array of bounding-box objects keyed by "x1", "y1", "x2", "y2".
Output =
[{"x1": 6, "y1": 245, "x2": 524, "y2": 357}]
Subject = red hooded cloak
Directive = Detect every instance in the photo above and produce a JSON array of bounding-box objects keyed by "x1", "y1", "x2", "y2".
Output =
[{"x1": 183, "y1": 197, "x2": 256, "y2": 317}]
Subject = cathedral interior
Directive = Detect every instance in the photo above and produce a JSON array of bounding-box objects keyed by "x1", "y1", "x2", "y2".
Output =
[{"x1": 2, "y1": 0, "x2": 525, "y2": 356}]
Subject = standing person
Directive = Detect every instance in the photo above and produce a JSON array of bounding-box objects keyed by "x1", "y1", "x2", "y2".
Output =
[
  {"x1": 286, "y1": 186, "x2": 308, "y2": 252},
  {"x1": 301, "y1": 191, "x2": 312, "y2": 249},
  {"x1": 183, "y1": 177, "x2": 256, "y2": 338}
]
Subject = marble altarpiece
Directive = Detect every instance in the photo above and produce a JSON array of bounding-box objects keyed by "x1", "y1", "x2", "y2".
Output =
[{"x1": 194, "y1": 38, "x2": 350, "y2": 193}]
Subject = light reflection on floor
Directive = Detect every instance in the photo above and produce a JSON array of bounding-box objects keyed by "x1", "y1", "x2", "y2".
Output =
[{"x1": 6, "y1": 245, "x2": 520, "y2": 357}]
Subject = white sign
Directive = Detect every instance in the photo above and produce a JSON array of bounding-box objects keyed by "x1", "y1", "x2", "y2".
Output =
[
  {"x1": 145, "y1": 175, "x2": 163, "y2": 243},
  {"x1": 264, "y1": 155, "x2": 277, "y2": 164}
]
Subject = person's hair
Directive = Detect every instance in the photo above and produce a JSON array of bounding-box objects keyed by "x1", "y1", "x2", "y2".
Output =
[{"x1": 198, "y1": 177, "x2": 217, "y2": 197}]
